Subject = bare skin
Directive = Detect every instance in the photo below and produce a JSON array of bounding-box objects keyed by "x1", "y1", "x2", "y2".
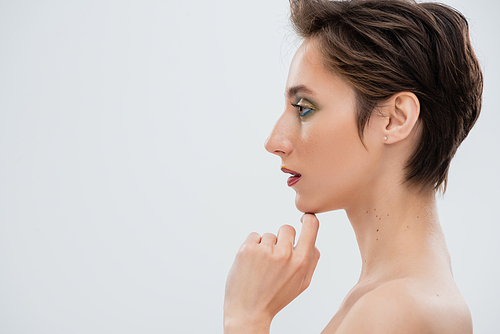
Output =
[
  {"x1": 323, "y1": 192, "x2": 471, "y2": 333},
  {"x1": 224, "y1": 38, "x2": 471, "y2": 333}
]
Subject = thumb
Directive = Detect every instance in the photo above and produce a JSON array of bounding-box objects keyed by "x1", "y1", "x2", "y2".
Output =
[{"x1": 296, "y1": 213, "x2": 320, "y2": 252}]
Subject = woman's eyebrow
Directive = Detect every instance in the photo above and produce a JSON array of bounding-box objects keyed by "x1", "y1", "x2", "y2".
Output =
[{"x1": 286, "y1": 85, "x2": 316, "y2": 98}]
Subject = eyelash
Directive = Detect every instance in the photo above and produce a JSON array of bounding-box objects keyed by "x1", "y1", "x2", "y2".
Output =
[{"x1": 291, "y1": 103, "x2": 315, "y2": 117}]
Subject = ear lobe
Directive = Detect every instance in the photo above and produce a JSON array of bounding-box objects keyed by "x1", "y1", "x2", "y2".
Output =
[{"x1": 383, "y1": 92, "x2": 420, "y2": 143}]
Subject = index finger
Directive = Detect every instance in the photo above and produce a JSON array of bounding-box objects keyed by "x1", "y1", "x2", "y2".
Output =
[{"x1": 295, "y1": 213, "x2": 320, "y2": 252}]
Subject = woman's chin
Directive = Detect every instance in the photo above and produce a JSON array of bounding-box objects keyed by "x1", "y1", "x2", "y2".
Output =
[
  {"x1": 294, "y1": 193, "x2": 343, "y2": 214},
  {"x1": 295, "y1": 196, "x2": 326, "y2": 214}
]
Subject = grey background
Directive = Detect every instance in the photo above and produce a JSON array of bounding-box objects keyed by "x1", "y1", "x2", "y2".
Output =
[{"x1": 0, "y1": 0, "x2": 498, "y2": 333}]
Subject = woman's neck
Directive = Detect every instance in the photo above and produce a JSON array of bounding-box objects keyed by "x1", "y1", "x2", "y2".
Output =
[{"x1": 345, "y1": 185, "x2": 452, "y2": 285}]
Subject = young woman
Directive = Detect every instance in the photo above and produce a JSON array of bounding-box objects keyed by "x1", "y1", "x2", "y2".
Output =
[{"x1": 224, "y1": 0, "x2": 483, "y2": 333}]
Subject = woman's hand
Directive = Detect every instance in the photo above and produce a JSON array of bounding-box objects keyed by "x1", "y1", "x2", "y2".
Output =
[{"x1": 223, "y1": 213, "x2": 320, "y2": 334}]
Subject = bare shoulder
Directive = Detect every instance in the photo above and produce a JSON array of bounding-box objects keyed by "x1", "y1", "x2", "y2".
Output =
[{"x1": 333, "y1": 278, "x2": 472, "y2": 334}]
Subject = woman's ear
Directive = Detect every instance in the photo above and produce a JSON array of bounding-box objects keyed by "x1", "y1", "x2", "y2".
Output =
[{"x1": 382, "y1": 92, "x2": 420, "y2": 144}]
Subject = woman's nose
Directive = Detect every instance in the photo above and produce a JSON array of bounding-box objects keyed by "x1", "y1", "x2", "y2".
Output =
[{"x1": 264, "y1": 115, "x2": 293, "y2": 157}]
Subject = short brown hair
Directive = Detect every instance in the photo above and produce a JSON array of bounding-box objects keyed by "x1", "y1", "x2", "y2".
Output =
[{"x1": 290, "y1": 0, "x2": 483, "y2": 191}]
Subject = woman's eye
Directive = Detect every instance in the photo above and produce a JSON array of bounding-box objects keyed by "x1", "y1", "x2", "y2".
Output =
[{"x1": 291, "y1": 99, "x2": 315, "y2": 118}]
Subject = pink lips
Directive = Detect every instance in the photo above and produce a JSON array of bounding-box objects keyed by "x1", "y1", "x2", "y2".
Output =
[{"x1": 281, "y1": 166, "x2": 302, "y2": 187}]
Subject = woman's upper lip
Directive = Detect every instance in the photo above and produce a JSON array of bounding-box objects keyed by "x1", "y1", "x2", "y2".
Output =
[{"x1": 281, "y1": 166, "x2": 301, "y2": 177}]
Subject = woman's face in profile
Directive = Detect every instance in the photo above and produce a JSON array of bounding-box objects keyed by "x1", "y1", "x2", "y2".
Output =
[{"x1": 265, "y1": 39, "x2": 385, "y2": 213}]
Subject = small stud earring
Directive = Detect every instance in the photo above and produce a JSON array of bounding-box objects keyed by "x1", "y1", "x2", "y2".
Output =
[{"x1": 384, "y1": 136, "x2": 388, "y2": 141}]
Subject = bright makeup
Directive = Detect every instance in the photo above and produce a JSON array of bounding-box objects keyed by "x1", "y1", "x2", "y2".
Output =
[{"x1": 292, "y1": 98, "x2": 316, "y2": 117}]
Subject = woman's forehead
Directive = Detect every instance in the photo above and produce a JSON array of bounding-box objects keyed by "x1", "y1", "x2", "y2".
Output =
[{"x1": 286, "y1": 39, "x2": 351, "y2": 98}]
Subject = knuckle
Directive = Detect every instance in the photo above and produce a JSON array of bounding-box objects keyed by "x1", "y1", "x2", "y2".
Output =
[
  {"x1": 248, "y1": 231, "x2": 261, "y2": 240},
  {"x1": 262, "y1": 232, "x2": 276, "y2": 239},
  {"x1": 261, "y1": 243, "x2": 274, "y2": 252},
  {"x1": 294, "y1": 250, "x2": 319, "y2": 269},
  {"x1": 275, "y1": 246, "x2": 292, "y2": 260},
  {"x1": 238, "y1": 241, "x2": 258, "y2": 255},
  {"x1": 314, "y1": 248, "x2": 321, "y2": 260},
  {"x1": 294, "y1": 254, "x2": 308, "y2": 269},
  {"x1": 280, "y1": 224, "x2": 295, "y2": 233}
]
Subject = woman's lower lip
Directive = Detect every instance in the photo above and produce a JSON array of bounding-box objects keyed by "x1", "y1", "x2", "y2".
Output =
[{"x1": 287, "y1": 175, "x2": 301, "y2": 187}]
